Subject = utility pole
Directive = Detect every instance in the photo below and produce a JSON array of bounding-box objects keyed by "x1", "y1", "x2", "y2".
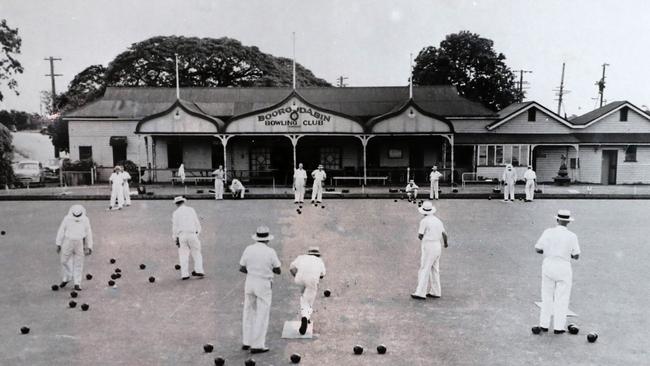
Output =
[
  {"x1": 514, "y1": 69, "x2": 532, "y2": 102},
  {"x1": 336, "y1": 75, "x2": 348, "y2": 87},
  {"x1": 553, "y1": 62, "x2": 570, "y2": 115},
  {"x1": 596, "y1": 63, "x2": 609, "y2": 108},
  {"x1": 44, "y1": 56, "x2": 62, "y2": 113}
]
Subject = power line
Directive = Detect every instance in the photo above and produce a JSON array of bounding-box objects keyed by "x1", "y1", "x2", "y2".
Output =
[
  {"x1": 596, "y1": 63, "x2": 609, "y2": 108},
  {"x1": 44, "y1": 56, "x2": 62, "y2": 112},
  {"x1": 336, "y1": 75, "x2": 348, "y2": 87},
  {"x1": 513, "y1": 69, "x2": 532, "y2": 102},
  {"x1": 553, "y1": 62, "x2": 570, "y2": 115}
]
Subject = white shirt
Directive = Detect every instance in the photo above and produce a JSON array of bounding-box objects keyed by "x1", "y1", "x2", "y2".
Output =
[
  {"x1": 172, "y1": 205, "x2": 201, "y2": 239},
  {"x1": 294, "y1": 169, "x2": 307, "y2": 185},
  {"x1": 312, "y1": 169, "x2": 327, "y2": 183},
  {"x1": 56, "y1": 215, "x2": 93, "y2": 248},
  {"x1": 109, "y1": 172, "x2": 124, "y2": 187},
  {"x1": 523, "y1": 169, "x2": 537, "y2": 181},
  {"x1": 212, "y1": 169, "x2": 225, "y2": 179},
  {"x1": 535, "y1": 226, "x2": 580, "y2": 262},
  {"x1": 502, "y1": 169, "x2": 517, "y2": 182},
  {"x1": 240, "y1": 242, "x2": 282, "y2": 280},
  {"x1": 121, "y1": 171, "x2": 131, "y2": 183},
  {"x1": 405, "y1": 183, "x2": 419, "y2": 192},
  {"x1": 178, "y1": 164, "x2": 185, "y2": 179},
  {"x1": 290, "y1": 254, "x2": 326, "y2": 282},
  {"x1": 418, "y1": 215, "x2": 445, "y2": 243},
  {"x1": 230, "y1": 179, "x2": 244, "y2": 191},
  {"x1": 430, "y1": 171, "x2": 443, "y2": 182}
]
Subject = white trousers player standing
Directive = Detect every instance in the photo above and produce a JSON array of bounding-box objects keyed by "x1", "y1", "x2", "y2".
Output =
[
  {"x1": 540, "y1": 258, "x2": 572, "y2": 330},
  {"x1": 290, "y1": 247, "x2": 326, "y2": 335},
  {"x1": 243, "y1": 276, "x2": 273, "y2": 350},
  {"x1": 412, "y1": 201, "x2": 448, "y2": 300},
  {"x1": 122, "y1": 171, "x2": 132, "y2": 206},
  {"x1": 177, "y1": 232, "x2": 204, "y2": 279},
  {"x1": 295, "y1": 182, "x2": 305, "y2": 203},
  {"x1": 56, "y1": 205, "x2": 93, "y2": 291},
  {"x1": 525, "y1": 180, "x2": 535, "y2": 201},
  {"x1": 215, "y1": 178, "x2": 224, "y2": 199},
  {"x1": 172, "y1": 196, "x2": 204, "y2": 280}
]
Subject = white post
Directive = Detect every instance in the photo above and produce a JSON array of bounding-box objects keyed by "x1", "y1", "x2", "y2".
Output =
[
  {"x1": 175, "y1": 53, "x2": 180, "y2": 99},
  {"x1": 409, "y1": 53, "x2": 413, "y2": 99},
  {"x1": 450, "y1": 135, "x2": 455, "y2": 185},
  {"x1": 292, "y1": 32, "x2": 296, "y2": 90}
]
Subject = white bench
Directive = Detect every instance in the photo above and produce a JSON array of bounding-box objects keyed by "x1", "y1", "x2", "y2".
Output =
[
  {"x1": 331, "y1": 176, "x2": 389, "y2": 186},
  {"x1": 171, "y1": 177, "x2": 216, "y2": 186}
]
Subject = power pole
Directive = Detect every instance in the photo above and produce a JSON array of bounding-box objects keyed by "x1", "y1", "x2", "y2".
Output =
[
  {"x1": 596, "y1": 63, "x2": 609, "y2": 108},
  {"x1": 514, "y1": 69, "x2": 532, "y2": 102},
  {"x1": 553, "y1": 62, "x2": 570, "y2": 115},
  {"x1": 336, "y1": 75, "x2": 348, "y2": 87},
  {"x1": 44, "y1": 56, "x2": 62, "y2": 113}
]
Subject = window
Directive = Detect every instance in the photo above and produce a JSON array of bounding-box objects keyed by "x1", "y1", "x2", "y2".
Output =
[
  {"x1": 478, "y1": 146, "x2": 487, "y2": 166},
  {"x1": 250, "y1": 147, "x2": 271, "y2": 171},
  {"x1": 495, "y1": 146, "x2": 504, "y2": 165},
  {"x1": 528, "y1": 108, "x2": 536, "y2": 121},
  {"x1": 620, "y1": 107, "x2": 628, "y2": 122},
  {"x1": 477, "y1": 145, "x2": 529, "y2": 166},
  {"x1": 487, "y1": 146, "x2": 495, "y2": 165},
  {"x1": 112, "y1": 145, "x2": 127, "y2": 166},
  {"x1": 387, "y1": 148, "x2": 403, "y2": 159},
  {"x1": 79, "y1": 146, "x2": 92, "y2": 160},
  {"x1": 570, "y1": 158, "x2": 580, "y2": 169},
  {"x1": 625, "y1": 145, "x2": 637, "y2": 162},
  {"x1": 520, "y1": 146, "x2": 529, "y2": 166},
  {"x1": 511, "y1": 145, "x2": 520, "y2": 166},
  {"x1": 167, "y1": 142, "x2": 183, "y2": 169},
  {"x1": 320, "y1": 147, "x2": 342, "y2": 170}
]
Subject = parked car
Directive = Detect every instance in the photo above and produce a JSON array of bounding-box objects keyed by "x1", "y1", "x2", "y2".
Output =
[
  {"x1": 43, "y1": 158, "x2": 63, "y2": 181},
  {"x1": 13, "y1": 160, "x2": 44, "y2": 186}
]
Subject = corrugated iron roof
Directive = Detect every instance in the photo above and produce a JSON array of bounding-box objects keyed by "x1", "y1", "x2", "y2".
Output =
[{"x1": 570, "y1": 101, "x2": 627, "y2": 126}]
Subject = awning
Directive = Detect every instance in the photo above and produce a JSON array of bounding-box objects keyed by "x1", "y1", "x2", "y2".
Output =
[{"x1": 109, "y1": 136, "x2": 128, "y2": 146}]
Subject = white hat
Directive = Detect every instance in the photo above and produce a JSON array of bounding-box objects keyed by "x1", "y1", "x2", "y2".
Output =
[
  {"x1": 432, "y1": 166, "x2": 438, "y2": 170},
  {"x1": 69, "y1": 204, "x2": 85, "y2": 217},
  {"x1": 318, "y1": 164, "x2": 324, "y2": 169},
  {"x1": 307, "y1": 246, "x2": 321, "y2": 256},
  {"x1": 555, "y1": 209, "x2": 574, "y2": 222},
  {"x1": 252, "y1": 226, "x2": 274, "y2": 241},
  {"x1": 173, "y1": 196, "x2": 186, "y2": 204},
  {"x1": 506, "y1": 164, "x2": 513, "y2": 169},
  {"x1": 418, "y1": 201, "x2": 436, "y2": 215}
]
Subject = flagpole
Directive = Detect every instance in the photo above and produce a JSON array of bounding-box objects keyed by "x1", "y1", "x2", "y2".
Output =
[
  {"x1": 292, "y1": 32, "x2": 296, "y2": 90},
  {"x1": 409, "y1": 53, "x2": 413, "y2": 99},
  {"x1": 175, "y1": 53, "x2": 180, "y2": 99}
]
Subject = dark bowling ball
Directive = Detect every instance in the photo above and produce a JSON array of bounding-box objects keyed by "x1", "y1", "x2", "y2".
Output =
[
  {"x1": 353, "y1": 345, "x2": 364, "y2": 355},
  {"x1": 51, "y1": 284, "x2": 59, "y2": 291},
  {"x1": 321, "y1": 205, "x2": 325, "y2": 209},
  {"x1": 110, "y1": 273, "x2": 118, "y2": 280},
  {"x1": 587, "y1": 332, "x2": 598, "y2": 343},
  {"x1": 1, "y1": 230, "x2": 5, "y2": 235},
  {"x1": 175, "y1": 264, "x2": 181, "y2": 270},
  {"x1": 81, "y1": 303, "x2": 89, "y2": 311},
  {"x1": 114, "y1": 268, "x2": 121, "y2": 273},
  {"x1": 213, "y1": 357, "x2": 225, "y2": 366},
  {"x1": 108, "y1": 280, "x2": 115, "y2": 286},
  {"x1": 568, "y1": 323, "x2": 579, "y2": 335},
  {"x1": 148, "y1": 276, "x2": 156, "y2": 283},
  {"x1": 115, "y1": 273, "x2": 122, "y2": 279},
  {"x1": 203, "y1": 344, "x2": 214, "y2": 353},
  {"x1": 290, "y1": 353, "x2": 301, "y2": 363},
  {"x1": 86, "y1": 273, "x2": 93, "y2": 280},
  {"x1": 244, "y1": 358, "x2": 256, "y2": 366},
  {"x1": 70, "y1": 291, "x2": 78, "y2": 298},
  {"x1": 531, "y1": 326, "x2": 541, "y2": 335},
  {"x1": 139, "y1": 264, "x2": 146, "y2": 270},
  {"x1": 109, "y1": 258, "x2": 116, "y2": 264},
  {"x1": 324, "y1": 289, "x2": 331, "y2": 297},
  {"x1": 394, "y1": 199, "x2": 398, "y2": 202},
  {"x1": 20, "y1": 326, "x2": 29, "y2": 334},
  {"x1": 69, "y1": 300, "x2": 77, "y2": 308},
  {"x1": 377, "y1": 344, "x2": 387, "y2": 354}
]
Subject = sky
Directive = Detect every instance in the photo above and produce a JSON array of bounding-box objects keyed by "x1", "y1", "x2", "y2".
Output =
[{"x1": 1, "y1": 0, "x2": 649, "y2": 116}]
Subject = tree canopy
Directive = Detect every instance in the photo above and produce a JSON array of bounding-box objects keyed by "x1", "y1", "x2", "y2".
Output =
[
  {"x1": 413, "y1": 31, "x2": 523, "y2": 111},
  {"x1": 0, "y1": 122, "x2": 14, "y2": 187},
  {"x1": 0, "y1": 19, "x2": 24, "y2": 102}
]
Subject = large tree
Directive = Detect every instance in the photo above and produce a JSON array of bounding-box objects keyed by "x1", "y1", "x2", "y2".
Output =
[
  {"x1": 0, "y1": 122, "x2": 14, "y2": 188},
  {"x1": 413, "y1": 31, "x2": 523, "y2": 111},
  {"x1": 0, "y1": 19, "x2": 23, "y2": 102}
]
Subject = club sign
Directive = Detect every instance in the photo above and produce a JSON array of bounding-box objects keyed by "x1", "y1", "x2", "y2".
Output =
[{"x1": 257, "y1": 106, "x2": 332, "y2": 127}]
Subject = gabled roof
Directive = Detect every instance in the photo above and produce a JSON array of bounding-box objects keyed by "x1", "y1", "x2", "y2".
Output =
[
  {"x1": 570, "y1": 101, "x2": 650, "y2": 127},
  {"x1": 366, "y1": 98, "x2": 454, "y2": 132},
  {"x1": 63, "y1": 86, "x2": 496, "y2": 121},
  {"x1": 135, "y1": 99, "x2": 225, "y2": 132},
  {"x1": 486, "y1": 101, "x2": 573, "y2": 130}
]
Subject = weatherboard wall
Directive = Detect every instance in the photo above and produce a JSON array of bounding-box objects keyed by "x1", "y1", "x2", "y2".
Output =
[
  {"x1": 578, "y1": 109, "x2": 650, "y2": 133},
  {"x1": 68, "y1": 120, "x2": 144, "y2": 167}
]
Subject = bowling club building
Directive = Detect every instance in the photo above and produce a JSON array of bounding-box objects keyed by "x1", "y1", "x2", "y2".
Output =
[{"x1": 63, "y1": 86, "x2": 650, "y2": 186}]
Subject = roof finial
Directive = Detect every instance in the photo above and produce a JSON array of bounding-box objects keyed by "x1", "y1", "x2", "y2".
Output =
[
  {"x1": 409, "y1": 53, "x2": 413, "y2": 99},
  {"x1": 292, "y1": 32, "x2": 296, "y2": 90},
  {"x1": 175, "y1": 53, "x2": 180, "y2": 100}
]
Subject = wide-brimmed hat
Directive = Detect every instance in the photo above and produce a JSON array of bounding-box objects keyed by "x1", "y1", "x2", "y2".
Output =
[
  {"x1": 432, "y1": 166, "x2": 438, "y2": 170},
  {"x1": 70, "y1": 204, "x2": 85, "y2": 217},
  {"x1": 307, "y1": 246, "x2": 321, "y2": 256},
  {"x1": 252, "y1": 226, "x2": 274, "y2": 241},
  {"x1": 418, "y1": 201, "x2": 436, "y2": 215},
  {"x1": 506, "y1": 164, "x2": 513, "y2": 169},
  {"x1": 555, "y1": 209, "x2": 574, "y2": 222},
  {"x1": 173, "y1": 196, "x2": 186, "y2": 204}
]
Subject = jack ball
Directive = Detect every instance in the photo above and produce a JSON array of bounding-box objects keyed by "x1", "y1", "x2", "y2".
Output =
[
  {"x1": 51, "y1": 284, "x2": 59, "y2": 291},
  {"x1": 568, "y1": 323, "x2": 579, "y2": 335},
  {"x1": 213, "y1": 357, "x2": 225, "y2": 366},
  {"x1": 203, "y1": 344, "x2": 214, "y2": 353},
  {"x1": 81, "y1": 303, "x2": 89, "y2": 311},
  {"x1": 244, "y1": 358, "x2": 256, "y2": 366},
  {"x1": 69, "y1": 300, "x2": 77, "y2": 308},
  {"x1": 324, "y1": 289, "x2": 331, "y2": 297},
  {"x1": 531, "y1": 326, "x2": 541, "y2": 335},
  {"x1": 86, "y1": 274, "x2": 93, "y2": 280},
  {"x1": 148, "y1": 276, "x2": 156, "y2": 283},
  {"x1": 139, "y1": 264, "x2": 146, "y2": 270},
  {"x1": 377, "y1": 344, "x2": 387, "y2": 354},
  {"x1": 175, "y1": 264, "x2": 181, "y2": 270},
  {"x1": 20, "y1": 326, "x2": 29, "y2": 334},
  {"x1": 587, "y1": 332, "x2": 598, "y2": 343},
  {"x1": 70, "y1": 291, "x2": 78, "y2": 298},
  {"x1": 109, "y1": 258, "x2": 116, "y2": 264},
  {"x1": 108, "y1": 280, "x2": 115, "y2": 286},
  {"x1": 290, "y1": 353, "x2": 301, "y2": 363},
  {"x1": 353, "y1": 345, "x2": 364, "y2": 355}
]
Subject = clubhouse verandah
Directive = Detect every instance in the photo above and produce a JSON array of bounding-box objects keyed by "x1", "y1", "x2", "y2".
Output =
[{"x1": 63, "y1": 86, "x2": 650, "y2": 186}]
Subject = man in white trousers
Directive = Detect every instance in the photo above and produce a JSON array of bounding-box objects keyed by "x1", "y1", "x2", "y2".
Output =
[
  {"x1": 534, "y1": 209, "x2": 580, "y2": 334},
  {"x1": 523, "y1": 165, "x2": 537, "y2": 202},
  {"x1": 429, "y1": 166, "x2": 443, "y2": 200},
  {"x1": 502, "y1": 164, "x2": 517, "y2": 202},
  {"x1": 290, "y1": 247, "x2": 326, "y2": 335},
  {"x1": 178, "y1": 163, "x2": 186, "y2": 184},
  {"x1": 55, "y1": 205, "x2": 93, "y2": 291},
  {"x1": 108, "y1": 166, "x2": 125, "y2": 210},
  {"x1": 212, "y1": 165, "x2": 225, "y2": 200},
  {"x1": 311, "y1": 164, "x2": 326, "y2": 204},
  {"x1": 293, "y1": 163, "x2": 307, "y2": 204},
  {"x1": 230, "y1": 178, "x2": 245, "y2": 199},
  {"x1": 120, "y1": 167, "x2": 132, "y2": 206},
  {"x1": 172, "y1": 196, "x2": 204, "y2": 280},
  {"x1": 239, "y1": 226, "x2": 281, "y2": 354},
  {"x1": 411, "y1": 201, "x2": 448, "y2": 300},
  {"x1": 405, "y1": 179, "x2": 419, "y2": 202}
]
